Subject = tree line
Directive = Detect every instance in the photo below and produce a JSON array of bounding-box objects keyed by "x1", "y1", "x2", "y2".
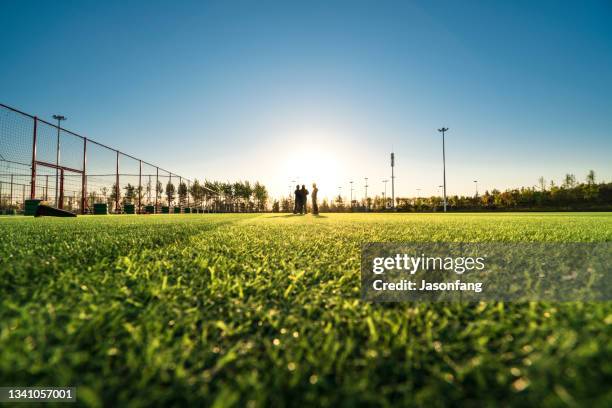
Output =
[
  {"x1": 92, "y1": 179, "x2": 269, "y2": 212},
  {"x1": 272, "y1": 170, "x2": 611, "y2": 212}
]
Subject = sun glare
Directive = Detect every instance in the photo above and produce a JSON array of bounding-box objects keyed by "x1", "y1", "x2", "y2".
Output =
[{"x1": 280, "y1": 144, "x2": 346, "y2": 199}]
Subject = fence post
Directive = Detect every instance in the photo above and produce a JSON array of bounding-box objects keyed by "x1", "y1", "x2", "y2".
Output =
[
  {"x1": 45, "y1": 175, "x2": 49, "y2": 201},
  {"x1": 187, "y1": 180, "x2": 190, "y2": 208},
  {"x1": 81, "y1": 138, "x2": 87, "y2": 214},
  {"x1": 59, "y1": 169, "x2": 64, "y2": 209},
  {"x1": 155, "y1": 167, "x2": 159, "y2": 209},
  {"x1": 30, "y1": 117, "x2": 37, "y2": 200},
  {"x1": 115, "y1": 151, "x2": 120, "y2": 213},
  {"x1": 55, "y1": 125, "x2": 60, "y2": 207},
  {"x1": 10, "y1": 174, "x2": 14, "y2": 208},
  {"x1": 138, "y1": 159, "x2": 142, "y2": 213}
]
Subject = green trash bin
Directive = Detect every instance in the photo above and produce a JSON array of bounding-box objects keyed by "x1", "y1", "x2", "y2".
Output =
[
  {"x1": 161, "y1": 206, "x2": 169, "y2": 214},
  {"x1": 145, "y1": 205, "x2": 155, "y2": 214},
  {"x1": 24, "y1": 199, "x2": 42, "y2": 216},
  {"x1": 93, "y1": 203, "x2": 108, "y2": 215},
  {"x1": 124, "y1": 204, "x2": 135, "y2": 214},
  {"x1": 174, "y1": 206, "x2": 181, "y2": 214}
]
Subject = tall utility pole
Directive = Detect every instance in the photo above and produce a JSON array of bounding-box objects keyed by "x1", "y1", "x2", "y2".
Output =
[
  {"x1": 390, "y1": 152, "x2": 395, "y2": 210},
  {"x1": 474, "y1": 180, "x2": 478, "y2": 197},
  {"x1": 437, "y1": 127, "x2": 449, "y2": 212},
  {"x1": 349, "y1": 181, "x2": 354, "y2": 209},
  {"x1": 52, "y1": 114, "x2": 66, "y2": 207},
  {"x1": 364, "y1": 177, "x2": 369, "y2": 211},
  {"x1": 382, "y1": 179, "x2": 388, "y2": 208}
]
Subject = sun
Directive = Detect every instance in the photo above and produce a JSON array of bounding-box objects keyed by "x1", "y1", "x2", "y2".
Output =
[{"x1": 280, "y1": 144, "x2": 345, "y2": 198}]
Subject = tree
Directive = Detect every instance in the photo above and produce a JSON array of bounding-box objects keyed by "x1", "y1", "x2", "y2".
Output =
[
  {"x1": 178, "y1": 182, "x2": 188, "y2": 207},
  {"x1": 190, "y1": 179, "x2": 202, "y2": 207},
  {"x1": 123, "y1": 183, "x2": 136, "y2": 204},
  {"x1": 156, "y1": 181, "x2": 163, "y2": 203},
  {"x1": 586, "y1": 170, "x2": 596, "y2": 185},
  {"x1": 320, "y1": 199, "x2": 330, "y2": 212},
  {"x1": 563, "y1": 174, "x2": 577, "y2": 189},
  {"x1": 272, "y1": 200, "x2": 280, "y2": 212},
  {"x1": 253, "y1": 181, "x2": 268, "y2": 211},
  {"x1": 166, "y1": 182, "x2": 175, "y2": 206},
  {"x1": 220, "y1": 182, "x2": 233, "y2": 211},
  {"x1": 538, "y1": 177, "x2": 546, "y2": 192},
  {"x1": 280, "y1": 197, "x2": 291, "y2": 212},
  {"x1": 110, "y1": 182, "x2": 120, "y2": 210}
]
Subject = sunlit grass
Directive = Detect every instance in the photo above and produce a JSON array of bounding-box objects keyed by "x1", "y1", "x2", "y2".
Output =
[{"x1": 0, "y1": 213, "x2": 610, "y2": 407}]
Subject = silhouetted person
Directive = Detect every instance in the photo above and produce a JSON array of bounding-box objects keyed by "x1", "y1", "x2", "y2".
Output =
[
  {"x1": 294, "y1": 185, "x2": 301, "y2": 214},
  {"x1": 300, "y1": 184, "x2": 309, "y2": 214},
  {"x1": 311, "y1": 183, "x2": 319, "y2": 215}
]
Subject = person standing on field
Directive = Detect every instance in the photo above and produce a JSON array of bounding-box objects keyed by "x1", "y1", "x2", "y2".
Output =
[
  {"x1": 294, "y1": 185, "x2": 301, "y2": 214},
  {"x1": 311, "y1": 183, "x2": 319, "y2": 215},
  {"x1": 300, "y1": 184, "x2": 309, "y2": 214}
]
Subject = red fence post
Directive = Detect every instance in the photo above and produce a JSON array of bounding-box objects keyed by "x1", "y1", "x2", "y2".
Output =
[
  {"x1": 30, "y1": 117, "x2": 37, "y2": 200},
  {"x1": 115, "y1": 151, "x2": 120, "y2": 213},
  {"x1": 59, "y1": 169, "x2": 64, "y2": 209},
  {"x1": 81, "y1": 138, "x2": 87, "y2": 214}
]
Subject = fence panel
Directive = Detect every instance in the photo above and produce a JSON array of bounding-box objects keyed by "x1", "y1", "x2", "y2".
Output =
[
  {"x1": 0, "y1": 106, "x2": 33, "y2": 211},
  {"x1": 141, "y1": 162, "x2": 158, "y2": 208},
  {"x1": 118, "y1": 153, "x2": 140, "y2": 212},
  {"x1": 86, "y1": 142, "x2": 118, "y2": 212},
  {"x1": 0, "y1": 103, "x2": 207, "y2": 214}
]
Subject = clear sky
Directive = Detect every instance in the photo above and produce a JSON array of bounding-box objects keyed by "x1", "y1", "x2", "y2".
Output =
[{"x1": 2, "y1": 0, "x2": 611, "y2": 200}]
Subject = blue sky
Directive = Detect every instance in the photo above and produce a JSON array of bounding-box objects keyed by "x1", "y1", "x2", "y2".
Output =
[{"x1": 1, "y1": 0, "x2": 611, "y2": 199}]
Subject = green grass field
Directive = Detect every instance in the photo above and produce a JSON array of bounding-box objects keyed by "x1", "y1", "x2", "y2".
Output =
[{"x1": 1, "y1": 213, "x2": 611, "y2": 407}]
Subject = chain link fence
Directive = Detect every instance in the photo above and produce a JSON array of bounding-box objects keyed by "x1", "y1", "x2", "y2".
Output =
[{"x1": 0, "y1": 103, "x2": 217, "y2": 214}]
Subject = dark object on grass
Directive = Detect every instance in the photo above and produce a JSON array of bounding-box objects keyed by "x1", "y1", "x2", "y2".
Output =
[
  {"x1": 35, "y1": 204, "x2": 77, "y2": 217},
  {"x1": 25, "y1": 199, "x2": 42, "y2": 216},
  {"x1": 93, "y1": 203, "x2": 108, "y2": 215},
  {"x1": 145, "y1": 205, "x2": 155, "y2": 214},
  {"x1": 124, "y1": 204, "x2": 135, "y2": 214}
]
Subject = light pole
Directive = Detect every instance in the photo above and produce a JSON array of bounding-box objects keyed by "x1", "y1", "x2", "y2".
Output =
[
  {"x1": 349, "y1": 181, "x2": 354, "y2": 208},
  {"x1": 338, "y1": 186, "x2": 342, "y2": 205},
  {"x1": 382, "y1": 179, "x2": 388, "y2": 208},
  {"x1": 390, "y1": 152, "x2": 395, "y2": 210},
  {"x1": 364, "y1": 177, "x2": 369, "y2": 211},
  {"x1": 474, "y1": 180, "x2": 478, "y2": 197},
  {"x1": 416, "y1": 188, "x2": 421, "y2": 197},
  {"x1": 53, "y1": 114, "x2": 66, "y2": 207},
  {"x1": 437, "y1": 127, "x2": 449, "y2": 212}
]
